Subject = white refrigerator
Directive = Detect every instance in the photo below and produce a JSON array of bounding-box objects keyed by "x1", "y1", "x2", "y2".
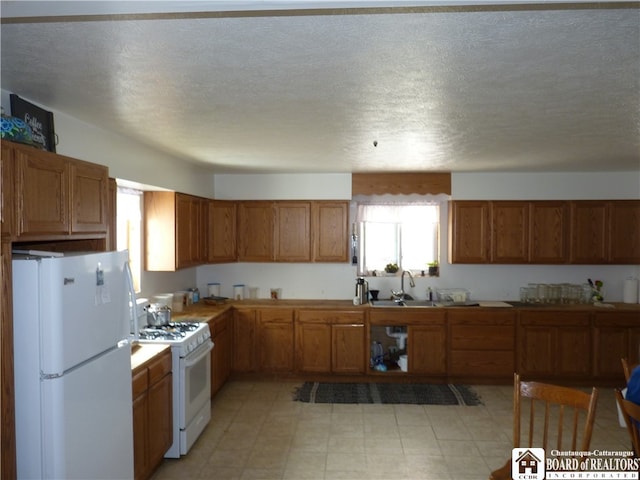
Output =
[{"x1": 12, "y1": 250, "x2": 134, "y2": 480}]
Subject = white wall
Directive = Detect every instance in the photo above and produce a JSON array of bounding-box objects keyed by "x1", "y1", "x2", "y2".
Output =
[{"x1": 4, "y1": 92, "x2": 638, "y2": 302}]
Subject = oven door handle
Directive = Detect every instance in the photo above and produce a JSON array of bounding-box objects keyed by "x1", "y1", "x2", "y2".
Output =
[{"x1": 184, "y1": 340, "x2": 214, "y2": 368}]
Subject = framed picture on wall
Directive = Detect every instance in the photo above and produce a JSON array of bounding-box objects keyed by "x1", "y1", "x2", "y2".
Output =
[{"x1": 9, "y1": 94, "x2": 57, "y2": 152}]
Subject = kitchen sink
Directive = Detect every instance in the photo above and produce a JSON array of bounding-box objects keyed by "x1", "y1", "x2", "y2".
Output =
[{"x1": 370, "y1": 300, "x2": 438, "y2": 307}]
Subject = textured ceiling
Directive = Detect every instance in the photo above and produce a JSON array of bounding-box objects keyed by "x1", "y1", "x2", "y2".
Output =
[{"x1": 1, "y1": 2, "x2": 639, "y2": 174}]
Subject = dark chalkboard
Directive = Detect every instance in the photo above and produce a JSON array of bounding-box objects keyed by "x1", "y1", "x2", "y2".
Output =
[{"x1": 10, "y1": 94, "x2": 56, "y2": 152}]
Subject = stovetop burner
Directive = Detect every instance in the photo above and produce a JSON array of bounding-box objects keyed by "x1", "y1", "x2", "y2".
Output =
[{"x1": 139, "y1": 322, "x2": 201, "y2": 341}]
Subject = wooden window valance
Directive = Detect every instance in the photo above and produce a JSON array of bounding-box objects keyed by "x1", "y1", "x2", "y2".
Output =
[{"x1": 351, "y1": 172, "x2": 451, "y2": 196}]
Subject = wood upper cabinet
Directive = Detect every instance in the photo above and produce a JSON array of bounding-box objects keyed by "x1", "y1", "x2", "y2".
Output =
[
  {"x1": 275, "y1": 202, "x2": 311, "y2": 262},
  {"x1": 570, "y1": 201, "x2": 609, "y2": 264},
  {"x1": 176, "y1": 194, "x2": 207, "y2": 268},
  {"x1": 257, "y1": 308, "x2": 295, "y2": 372},
  {"x1": 145, "y1": 192, "x2": 207, "y2": 271},
  {"x1": 1, "y1": 142, "x2": 15, "y2": 240},
  {"x1": 15, "y1": 146, "x2": 69, "y2": 236},
  {"x1": 70, "y1": 160, "x2": 108, "y2": 234},
  {"x1": 451, "y1": 199, "x2": 639, "y2": 265},
  {"x1": 491, "y1": 201, "x2": 529, "y2": 263},
  {"x1": 518, "y1": 311, "x2": 591, "y2": 379},
  {"x1": 529, "y1": 201, "x2": 568, "y2": 263},
  {"x1": 609, "y1": 200, "x2": 640, "y2": 264},
  {"x1": 5, "y1": 140, "x2": 108, "y2": 240},
  {"x1": 207, "y1": 200, "x2": 237, "y2": 263},
  {"x1": 106, "y1": 178, "x2": 117, "y2": 251},
  {"x1": 237, "y1": 201, "x2": 274, "y2": 261},
  {"x1": 449, "y1": 201, "x2": 491, "y2": 263},
  {"x1": 312, "y1": 201, "x2": 349, "y2": 262}
]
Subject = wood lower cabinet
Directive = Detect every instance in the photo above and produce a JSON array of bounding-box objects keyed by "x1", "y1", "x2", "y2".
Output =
[
  {"x1": 258, "y1": 309, "x2": 295, "y2": 372},
  {"x1": 132, "y1": 348, "x2": 172, "y2": 480},
  {"x1": 518, "y1": 311, "x2": 591, "y2": 380},
  {"x1": 370, "y1": 309, "x2": 447, "y2": 375},
  {"x1": 296, "y1": 310, "x2": 366, "y2": 374},
  {"x1": 233, "y1": 308, "x2": 258, "y2": 372},
  {"x1": 593, "y1": 312, "x2": 640, "y2": 382},
  {"x1": 448, "y1": 310, "x2": 516, "y2": 379},
  {"x1": 209, "y1": 310, "x2": 232, "y2": 397}
]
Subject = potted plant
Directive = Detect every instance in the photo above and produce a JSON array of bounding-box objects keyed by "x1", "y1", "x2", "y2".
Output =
[
  {"x1": 384, "y1": 263, "x2": 399, "y2": 274},
  {"x1": 427, "y1": 261, "x2": 439, "y2": 276}
]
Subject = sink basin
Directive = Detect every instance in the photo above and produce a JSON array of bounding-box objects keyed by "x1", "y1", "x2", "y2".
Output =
[{"x1": 370, "y1": 300, "x2": 438, "y2": 307}]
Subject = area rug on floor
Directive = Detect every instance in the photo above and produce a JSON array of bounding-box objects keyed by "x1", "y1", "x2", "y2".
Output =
[{"x1": 292, "y1": 382, "x2": 483, "y2": 406}]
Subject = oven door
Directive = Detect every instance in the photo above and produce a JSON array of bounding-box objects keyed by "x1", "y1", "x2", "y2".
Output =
[{"x1": 180, "y1": 339, "x2": 213, "y2": 428}]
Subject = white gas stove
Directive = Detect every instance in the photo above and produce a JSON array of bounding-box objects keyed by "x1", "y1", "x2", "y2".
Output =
[{"x1": 135, "y1": 313, "x2": 213, "y2": 458}]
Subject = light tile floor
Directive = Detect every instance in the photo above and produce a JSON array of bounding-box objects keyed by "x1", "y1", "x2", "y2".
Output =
[{"x1": 151, "y1": 381, "x2": 629, "y2": 480}]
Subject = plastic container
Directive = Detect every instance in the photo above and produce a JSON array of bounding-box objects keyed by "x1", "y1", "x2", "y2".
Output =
[
  {"x1": 398, "y1": 355, "x2": 408, "y2": 372},
  {"x1": 207, "y1": 282, "x2": 220, "y2": 297},
  {"x1": 233, "y1": 284, "x2": 245, "y2": 300},
  {"x1": 435, "y1": 288, "x2": 470, "y2": 304}
]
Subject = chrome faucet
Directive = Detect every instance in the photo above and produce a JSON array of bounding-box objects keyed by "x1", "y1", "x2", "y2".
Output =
[{"x1": 392, "y1": 270, "x2": 415, "y2": 301}]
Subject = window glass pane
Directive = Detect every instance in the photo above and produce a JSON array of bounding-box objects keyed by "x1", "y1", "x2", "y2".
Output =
[
  {"x1": 358, "y1": 203, "x2": 439, "y2": 275},
  {"x1": 364, "y1": 222, "x2": 398, "y2": 271},
  {"x1": 117, "y1": 189, "x2": 142, "y2": 293}
]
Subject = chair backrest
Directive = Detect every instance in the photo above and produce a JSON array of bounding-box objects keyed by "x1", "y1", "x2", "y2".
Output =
[
  {"x1": 512, "y1": 373, "x2": 599, "y2": 452},
  {"x1": 622, "y1": 358, "x2": 638, "y2": 383},
  {"x1": 615, "y1": 388, "x2": 640, "y2": 456}
]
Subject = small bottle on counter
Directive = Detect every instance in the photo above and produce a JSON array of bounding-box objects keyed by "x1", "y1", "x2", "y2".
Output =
[{"x1": 192, "y1": 288, "x2": 200, "y2": 303}]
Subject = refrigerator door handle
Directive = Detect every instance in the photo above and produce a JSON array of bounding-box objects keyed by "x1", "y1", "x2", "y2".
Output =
[{"x1": 123, "y1": 258, "x2": 138, "y2": 339}]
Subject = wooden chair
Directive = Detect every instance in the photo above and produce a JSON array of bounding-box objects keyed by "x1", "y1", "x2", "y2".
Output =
[
  {"x1": 489, "y1": 373, "x2": 599, "y2": 480},
  {"x1": 615, "y1": 388, "x2": 640, "y2": 457},
  {"x1": 622, "y1": 358, "x2": 638, "y2": 383}
]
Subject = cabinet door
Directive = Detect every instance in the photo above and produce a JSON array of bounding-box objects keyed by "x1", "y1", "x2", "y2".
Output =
[
  {"x1": 593, "y1": 312, "x2": 640, "y2": 381},
  {"x1": 70, "y1": 160, "x2": 108, "y2": 234},
  {"x1": 529, "y1": 201, "x2": 568, "y2": 263},
  {"x1": 449, "y1": 201, "x2": 490, "y2": 263},
  {"x1": 332, "y1": 324, "x2": 365, "y2": 374},
  {"x1": 408, "y1": 325, "x2": 447, "y2": 375},
  {"x1": 147, "y1": 373, "x2": 173, "y2": 469},
  {"x1": 556, "y1": 327, "x2": 591, "y2": 377},
  {"x1": 233, "y1": 309, "x2": 257, "y2": 372},
  {"x1": 491, "y1": 201, "x2": 529, "y2": 263},
  {"x1": 274, "y1": 202, "x2": 311, "y2": 262},
  {"x1": 106, "y1": 178, "x2": 117, "y2": 251},
  {"x1": 16, "y1": 148, "x2": 69, "y2": 236},
  {"x1": 296, "y1": 322, "x2": 332, "y2": 373},
  {"x1": 609, "y1": 200, "x2": 640, "y2": 263},
  {"x1": 238, "y1": 202, "x2": 274, "y2": 261},
  {"x1": 518, "y1": 325, "x2": 555, "y2": 376},
  {"x1": 208, "y1": 200, "x2": 237, "y2": 263},
  {"x1": 211, "y1": 312, "x2": 232, "y2": 397},
  {"x1": 258, "y1": 309, "x2": 294, "y2": 372},
  {"x1": 132, "y1": 393, "x2": 149, "y2": 480},
  {"x1": 1, "y1": 142, "x2": 15, "y2": 240},
  {"x1": 313, "y1": 201, "x2": 349, "y2": 262},
  {"x1": 570, "y1": 201, "x2": 608, "y2": 264},
  {"x1": 175, "y1": 194, "x2": 205, "y2": 269}
]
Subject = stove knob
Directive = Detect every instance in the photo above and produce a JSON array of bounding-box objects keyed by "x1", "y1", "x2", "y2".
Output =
[{"x1": 188, "y1": 343, "x2": 194, "y2": 353}]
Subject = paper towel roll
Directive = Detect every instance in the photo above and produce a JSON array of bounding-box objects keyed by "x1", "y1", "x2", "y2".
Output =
[{"x1": 623, "y1": 278, "x2": 639, "y2": 304}]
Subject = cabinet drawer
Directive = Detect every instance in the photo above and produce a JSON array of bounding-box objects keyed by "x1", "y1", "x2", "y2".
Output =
[
  {"x1": 450, "y1": 351, "x2": 514, "y2": 376},
  {"x1": 451, "y1": 325, "x2": 514, "y2": 350},
  {"x1": 148, "y1": 352, "x2": 172, "y2": 385},
  {"x1": 132, "y1": 369, "x2": 148, "y2": 399},
  {"x1": 297, "y1": 310, "x2": 364, "y2": 324}
]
